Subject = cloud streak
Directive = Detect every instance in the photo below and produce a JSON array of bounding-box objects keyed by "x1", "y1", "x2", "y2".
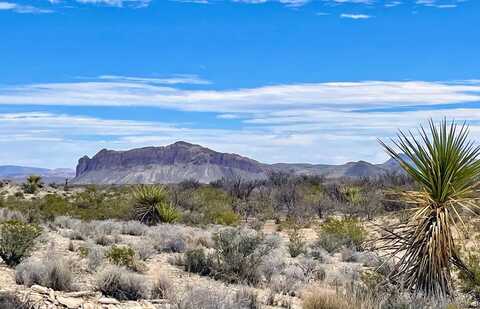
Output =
[
  {"x1": 0, "y1": 2, "x2": 53, "y2": 13},
  {"x1": 1, "y1": 77, "x2": 480, "y2": 167}
]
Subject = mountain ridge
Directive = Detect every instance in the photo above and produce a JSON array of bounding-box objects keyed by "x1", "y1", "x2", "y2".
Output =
[{"x1": 72, "y1": 141, "x2": 406, "y2": 184}]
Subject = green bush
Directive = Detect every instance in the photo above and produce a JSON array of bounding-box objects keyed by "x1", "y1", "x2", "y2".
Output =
[
  {"x1": 210, "y1": 209, "x2": 239, "y2": 226},
  {"x1": 157, "y1": 204, "x2": 182, "y2": 224},
  {"x1": 105, "y1": 245, "x2": 136, "y2": 269},
  {"x1": 317, "y1": 218, "x2": 366, "y2": 253},
  {"x1": 0, "y1": 221, "x2": 41, "y2": 267}
]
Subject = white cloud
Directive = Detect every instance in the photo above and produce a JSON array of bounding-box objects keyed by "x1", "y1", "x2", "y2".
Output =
[
  {"x1": 340, "y1": 13, "x2": 372, "y2": 19},
  {"x1": 1, "y1": 78, "x2": 480, "y2": 167},
  {"x1": 97, "y1": 74, "x2": 212, "y2": 85},
  {"x1": 76, "y1": 0, "x2": 150, "y2": 8},
  {"x1": 1, "y1": 79, "x2": 479, "y2": 113},
  {"x1": 0, "y1": 2, "x2": 53, "y2": 13}
]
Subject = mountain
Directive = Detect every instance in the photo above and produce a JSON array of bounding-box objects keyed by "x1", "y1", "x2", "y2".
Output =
[
  {"x1": 0, "y1": 166, "x2": 75, "y2": 183},
  {"x1": 73, "y1": 141, "x2": 267, "y2": 184},
  {"x1": 72, "y1": 141, "x2": 406, "y2": 184}
]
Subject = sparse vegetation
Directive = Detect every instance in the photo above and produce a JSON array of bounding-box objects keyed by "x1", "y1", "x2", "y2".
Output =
[{"x1": 0, "y1": 120, "x2": 479, "y2": 307}]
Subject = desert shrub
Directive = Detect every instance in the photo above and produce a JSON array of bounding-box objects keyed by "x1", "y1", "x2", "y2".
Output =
[
  {"x1": 87, "y1": 245, "x2": 105, "y2": 271},
  {"x1": 259, "y1": 249, "x2": 287, "y2": 283},
  {"x1": 131, "y1": 239, "x2": 156, "y2": 261},
  {"x1": 288, "y1": 227, "x2": 306, "y2": 258},
  {"x1": 234, "y1": 288, "x2": 261, "y2": 309},
  {"x1": 147, "y1": 224, "x2": 189, "y2": 253},
  {"x1": 316, "y1": 218, "x2": 366, "y2": 253},
  {"x1": 340, "y1": 248, "x2": 358, "y2": 262},
  {"x1": 210, "y1": 227, "x2": 277, "y2": 285},
  {"x1": 121, "y1": 221, "x2": 148, "y2": 236},
  {"x1": 176, "y1": 286, "x2": 255, "y2": 309},
  {"x1": 458, "y1": 252, "x2": 480, "y2": 302},
  {"x1": 211, "y1": 209, "x2": 240, "y2": 226},
  {"x1": 0, "y1": 208, "x2": 26, "y2": 223},
  {"x1": 270, "y1": 264, "x2": 306, "y2": 296},
  {"x1": 0, "y1": 220, "x2": 42, "y2": 267},
  {"x1": 151, "y1": 274, "x2": 174, "y2": 299},
  {"x1": 105, "y1": 245, "x2": 136, "y2": 269},
  {"x1": 0, "y1": 292, "x2": 33, "y2": 309},
  {"x1": 184, "y1": 248, "x2": 211, "y2": 276},
  {"x1": 297, "y1": 256, "x2": 326, "y2": 282},
  {"x1": 96, "y1": 266, "x2": 149, "y2": 300},
  {"x1": 132, "y1": 185, "x2": 180, "y2": 225},
  {"x1": 302, "y1": 290, "x2": 350, "y2": 309},
  {"x1": 15, "y1": 256, "x2": 73, "y2": 291},
  {"x1": 189, "y1": 187, "x2": 239, "y2": 225}
]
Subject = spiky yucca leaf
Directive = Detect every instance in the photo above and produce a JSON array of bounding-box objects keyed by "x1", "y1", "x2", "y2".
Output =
[
  {"x1": 132, "y1": 185, "x2": 171, "y2": 225},
  {"x1": 378, "y1": 119, "x2": 480, "y2": 299}
]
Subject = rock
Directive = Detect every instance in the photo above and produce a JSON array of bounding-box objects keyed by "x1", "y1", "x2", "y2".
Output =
[
  {"x1": 82, "y1": 303, "x2": 100, "y2": 309},
  {"x1": 57, "y1": 296, "x2": 83, "y2": 308},
  {"x1": 64, "y1": 291, "x2": 96, "y2": 298},
  {"x1": 98, "y1": 297, "x2": 120, "y2": 305},
  {"x1": 31, "y1": 285, "x2": 49, "y2": 294}
]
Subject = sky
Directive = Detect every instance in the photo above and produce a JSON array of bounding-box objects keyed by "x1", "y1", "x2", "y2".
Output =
[{"x1": 0, "y1": 0, "x2": 479, "y2": 168}]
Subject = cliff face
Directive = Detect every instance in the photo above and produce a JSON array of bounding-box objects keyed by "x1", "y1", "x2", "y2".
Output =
[
  {"x1": 73, "y1": 141, "x2": 406, "y2": 184},
  {"x1": 73, "y1": 141, "x2": 267, "y2": 184}
]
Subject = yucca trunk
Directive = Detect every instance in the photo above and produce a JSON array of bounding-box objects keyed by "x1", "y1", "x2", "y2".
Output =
[{"x1": 394, "y1": 205, "x2": 455, "y2": 297}]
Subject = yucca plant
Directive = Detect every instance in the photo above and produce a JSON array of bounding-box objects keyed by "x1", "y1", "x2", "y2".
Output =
[
  {"x1": 132, "y1": 185, "x2": 180, "y2": 225},
  {"x1": 378, "y1": 119, "x2": 480, "y2": 299},
  {"x1": 22, "y1": 175, "x2": 43, "y2": 194}
]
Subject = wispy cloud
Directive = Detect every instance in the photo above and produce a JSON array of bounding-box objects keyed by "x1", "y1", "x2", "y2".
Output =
[
  {"x1": 3, "y1": 79, "x2": 479, "y2": 112},
  {"x1": 75, "y1": 0, "x2": 151, "y2": 8},
  {"x1": 1, "y1": 78, "x2": 480, "y2": 167},
  {"x1": 97, "y1": 74, "x2": 212, "y2": 85},
  {"x1": 340, "y1": 13, "x2": 372, "y2": 19},
  {"x1": 0, "y1": 2, "x2": 53, "y2": 13}
]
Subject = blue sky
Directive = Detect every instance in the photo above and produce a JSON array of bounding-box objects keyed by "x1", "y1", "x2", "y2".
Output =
[{"x1": 0, "y1": 0, "x2": 479, "y2": 168}]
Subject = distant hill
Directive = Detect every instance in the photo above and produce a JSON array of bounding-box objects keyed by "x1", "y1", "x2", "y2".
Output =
[
  {"x1": 72, "y1": 141, "x2": 407, "y2": 185},
  {"x1": 0, "y1": 165, "x2": 75, "y2": 183}
]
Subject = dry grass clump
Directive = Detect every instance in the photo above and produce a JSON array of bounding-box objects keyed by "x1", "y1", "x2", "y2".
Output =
[
  {"x1": 15, "y1": 256, "x2": 74, "y2": 291},
  {"x1": 151, "y1": 273, "x2": 174, "y2": 300},
  {"x1": 302, "y1": 290, "x2": 350, "y2": 309},
  {"x1": 0, "y1": 208, "x2": 26, "y2": 223},
  {"x1": 96, "y1": 265, "x2": 149, "y2": 300},
  {"x1": 121, "y1": 221, "x2": 148, "y2": 236},
  {"x1": 175, "y1": 285, "x2": 257, "y2": 309},
  {"x1": 146, "y1": 224, "x2": 190, "y2": 253}
]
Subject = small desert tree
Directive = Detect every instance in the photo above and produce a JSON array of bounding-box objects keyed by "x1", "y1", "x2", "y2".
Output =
[
  {"x1": 132, "y1": 185, "x2": 180, "y2": 225},
  {"x1": 378, "y1": 119, "x2": 480, "y2": 299}
]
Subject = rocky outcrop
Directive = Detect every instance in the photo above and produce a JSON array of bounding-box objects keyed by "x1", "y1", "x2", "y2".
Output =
[
  {"x1": 72, "y1": 141, "x2": 406, "y2": 185},
  {"x1": 73, "y1": 141, "x2": 268, "y2": 184}
]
